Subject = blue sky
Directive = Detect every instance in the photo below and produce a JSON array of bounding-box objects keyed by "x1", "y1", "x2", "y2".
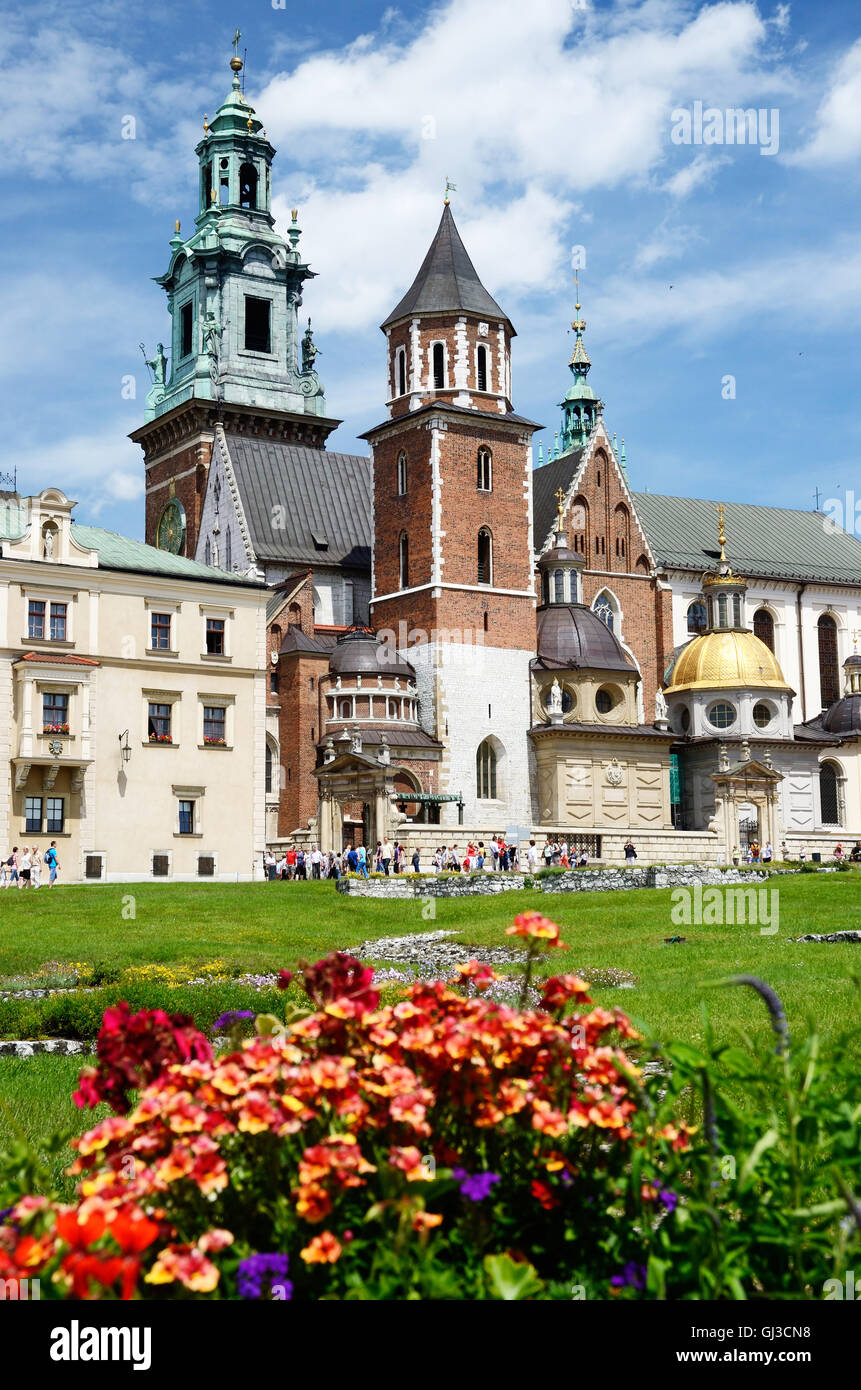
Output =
[{"x1": 2, "y1": 0, "x2": 859, "y2": 540}]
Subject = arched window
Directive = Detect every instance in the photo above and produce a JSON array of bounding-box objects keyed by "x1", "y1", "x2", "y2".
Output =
[
  {"x1": 570, "y1": 497, "x2": 588, "y2": 554},
  {"x1": 265, "y1": 741, "x2": 273, "y2": 795},
  {"x1": 477, "y1": 447, "x2": 492, "y2": 491},
  {"x1": 818, "y1": 614, "x2": 839, "y2": 707},
  {"x1": 387, "y1": 698, "x2": 399, "y2": 719},
  {"x1": 432, "y1": 342, "x2": 445, "y2": 390},
  {"x1": 288, "y1": 602, "x2": 302, "y2": 630},
  {"x1": 239, "y1": 163, "x2": 258, "y2": 210},
  {"x1": 593, "y1": 590, "x2": 619, "y2": 634},
  {"x1": 554, "y1": 569, "x2": 565, "y2": 603},
  {"x1": 201, "y1": 164, "x2": 212, "y2": 210},
  {"x1": 399, "y1": 532, "x2": 409, "y2": 589},
  {"x1": 477, "y1": 344, "x2": 488, "y2": 392},
  {"x1": 819, "y1": 760, "x2": 842, "y2": 825},
  {"x1": 219, "y1": 158, "x2": 229, "y2": 205},
  {"x1": 754, "y1": 608, "x2": 775, "y2": 652},
  {"x1": 687, "y1": 601, "x2": 707, "y2": 634},
  {"x1": 477, "y1": 528, "x2": 492, "y2": 585},
  {"x1": 614, "y1": 503, "x2": 629, "y2": 561},
  {"x1": 395, "y1": 347, "x2": 407, "y2": 397},
  {"x1": 339, "y1": 699, "x2": 352, "y2": 720},
  {"x1": 732, "y1": 593, "x2": 742, "y2": 627},
  {"x1": 397, "y1": 451, "x2": 407, "y2": 496},
  {"x1": 476, "y1": 739, "x2": 497, "y2": 799},
  {"x1": 718, "y1": 593, "x2": 728, "y2": 628}
]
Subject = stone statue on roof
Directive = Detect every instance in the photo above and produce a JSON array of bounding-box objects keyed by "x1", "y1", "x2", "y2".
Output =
[{"x1": 301, "y1": 320, "x2": 319, "y2": 374}]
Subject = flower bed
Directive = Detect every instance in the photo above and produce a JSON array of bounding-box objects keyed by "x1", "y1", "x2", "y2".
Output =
[{"x1": 0, "y1": 913, "x2": 857, "y2": 1301}]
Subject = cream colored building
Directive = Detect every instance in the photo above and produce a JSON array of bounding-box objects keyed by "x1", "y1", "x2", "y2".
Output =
[{"x1": 0, "y1": 489, "x2": 268, "y2": 882}]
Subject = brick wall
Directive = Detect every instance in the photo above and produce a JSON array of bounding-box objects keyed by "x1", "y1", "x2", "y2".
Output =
[
  {"x1": 143, "y1": 435, "x2": 212, "y2": 556},
  {"x1": 276, "y1": 649, "x2": 328, "y2": 835}
]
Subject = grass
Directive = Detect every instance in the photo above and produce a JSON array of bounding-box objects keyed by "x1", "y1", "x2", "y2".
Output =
[
  {"x1": 0, "y1": 873, "x2": 858, "y2": 1176},
  {"x1": 0, "y1": 1056, "x2": 110, "y2": 1199}
]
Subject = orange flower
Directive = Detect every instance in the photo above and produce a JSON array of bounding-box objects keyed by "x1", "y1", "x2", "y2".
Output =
[
  {"x1": 505, "y1": 912, "x2": 565, "y2": 946},
  {"x1": 412, "y1": 1211, "x2": 443, "y2": 1232},
  {"x1": 300, "y1": 1231, "x2": 343, "y2": 1265},
  {"x1": 388, "y1": 1146, "x2": 433, "y2": 1181},
  {"x1": 145, "y1": 1242, "x2": 220, "y2": 1292}
]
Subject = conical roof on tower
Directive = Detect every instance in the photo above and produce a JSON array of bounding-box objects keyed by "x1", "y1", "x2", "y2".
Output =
[{"x1": 381, "y1": 203, "x2": 513, "y2": 331}]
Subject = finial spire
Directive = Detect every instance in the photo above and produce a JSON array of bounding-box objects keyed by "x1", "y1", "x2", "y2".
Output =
[
  {"x1": 555, "y1": 486, "x2": 566, "y2": 525},
  {"x1": 717, "y1": 502, "x2": 727, "y2": 563},
  {"x1": 230, "y1": 28, "x2": 243, "y2": 88},
  {"x1": 444, "y1": 177, "x2": 456, "y2": 205},
  {"x1": 569, "y1": 270, "x2": 590, "y2": 376}
]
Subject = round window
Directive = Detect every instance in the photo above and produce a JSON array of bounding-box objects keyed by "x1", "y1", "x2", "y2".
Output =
[
  {"x1": 708, "y1": 702, "x2": 736, "y2": 729},
  {"x1": 596, "y1": 687, "x2": 616, "y2": 715},
  {"x1": 753, "y1": 702, "x2": 772, "y2": 729}
]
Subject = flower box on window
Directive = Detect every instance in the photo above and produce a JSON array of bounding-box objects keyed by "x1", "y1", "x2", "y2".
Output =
[
  {"x1": 149, "y1": 733, "x2": 173, "y2": 744},
  {"x1": 203, "y1": 736, "x2": 227, "y2": 746},
  {"x1": 42, "y1": 723, "x2": 70, "y2": 735}
]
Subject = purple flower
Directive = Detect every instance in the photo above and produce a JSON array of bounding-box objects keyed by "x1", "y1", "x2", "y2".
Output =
[
  {"x1": 237, "y1": 1253, "x2": 292, "y2": 1301},
  {"x1": 657, "y1": 1186, "x2": 678, "y2": 1213},
  {"x1": 610, "y1": 1262, "x2": 647, "y2": 1291},
  {"x1": 452, "y1": 1167, "x2": 501, "y2": 1202},
  {"x1": 213, "y1": 1010, "x2": 255, "y2": 1031}
]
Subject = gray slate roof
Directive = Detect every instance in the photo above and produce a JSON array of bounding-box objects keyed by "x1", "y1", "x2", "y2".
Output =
[
  {"x1": 223, "y1": 435, "x2": 371, "y2": 569},
  {"x1": 532, "y1": 449, "x2": 586, "y2": 550},
  {"x1": 632, "y1": 492, "x2": 861, "y2": 585},
  {"x1": 381, "y1": 204, "x2": 511, "y2": 330}
]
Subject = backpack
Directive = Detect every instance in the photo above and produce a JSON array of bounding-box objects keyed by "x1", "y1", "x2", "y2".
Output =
[{"x1": 45, "y1": 848, "x2": 57, "y2": 867}]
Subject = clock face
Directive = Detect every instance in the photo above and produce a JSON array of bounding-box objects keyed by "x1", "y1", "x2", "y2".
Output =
[{"x1": 156, "y1": 498, "x2": 186, "y2": 554}]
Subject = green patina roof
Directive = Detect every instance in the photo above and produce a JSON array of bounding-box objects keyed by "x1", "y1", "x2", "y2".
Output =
[
  {"x1": 631, "y1": 493, "x2": 861, "y2": 586},
  {"x1": 70, "y1": 524, "x2": 263, "y2": 587}
]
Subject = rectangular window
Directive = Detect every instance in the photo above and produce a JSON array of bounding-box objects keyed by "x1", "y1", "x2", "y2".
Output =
[
  {"x1": 28, "y1": 600, "x2": 45, "y2": 639},
  {"x1": 180, "y1": 302, "x2": 193, "y2": 358},
  {"x1": 151, "y1": 612, "x2": 171, "y2": 650},
  {"x1": 205, "y1": 618, "x2": 225, "y2": 655},
  {"x1": 197, "y1": 855, "x2": 215, "y2": 877},
  {"x1": 25, "y1": 797, "x2": 42, "y2": 833},
  {"x1": 244, "y1": 297, "x2": 271, "y2": 353},
  {"x1": 178, "y1": 800, "x2": 195, "y2": 835},
  {"x1": 46, "y1": 797, "x2": 64, "y2": 834},
  {"x1": 148, "y1": 702, "x2": 172, "y2": 742},
  {"x1": 203, "y1": 705, "x2": 226, "y2": 743},
  {"x1": 152, "y1": 854, "x2": 169, "y2": 877},
  {"x1": 42, "y1": 691, "x2": 69, "y2": 731},
  {"x1": 85, "y1": 855, "x2": 103, "y2": 880},
  {"x1": 269, "y1": 671, "x2": 279, "y2": 694},
  {"x1": 50, "y1": 602, "x2": 67, "y2": 641}
]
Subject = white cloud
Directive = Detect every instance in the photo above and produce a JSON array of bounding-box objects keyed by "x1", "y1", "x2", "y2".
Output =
[
  {"x1": 13, "y1": 424, "x2": 144, "y2": 512},
  {"x1": 662, "y1": 152, "x2": 731, "y2": 199},
  {"x1": 790, "y1": 38, "x2": 861, "y2": 166}
]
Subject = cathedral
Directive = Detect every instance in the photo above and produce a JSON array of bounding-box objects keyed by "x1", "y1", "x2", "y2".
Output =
[{"x1": 136, "y1": 53, "x2": 861, "y2": 864}]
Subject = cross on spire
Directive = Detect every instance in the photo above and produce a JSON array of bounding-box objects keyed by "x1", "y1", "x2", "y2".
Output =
[{"x1": 555, "y1": 486, "x2": 566, "y2": 523}]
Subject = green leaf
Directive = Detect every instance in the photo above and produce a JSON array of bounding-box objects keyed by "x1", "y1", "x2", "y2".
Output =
[
  {"x1": 738, "y1": 1128, "x2": 779, "y2": 1190},
  {"x1": 483, "y1": 1253, "x2": 544, "y2": 1301},
  {"x1": 255, "y1": 1013, "x2": 283, "y2": 1036}
]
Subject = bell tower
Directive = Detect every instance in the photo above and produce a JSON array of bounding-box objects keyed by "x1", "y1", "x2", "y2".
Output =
[
  {"x1": 133, "y1": 36, "x2": 340, "y2": 556},
  {"x1": 364, "y1": 197, "x2": 540, "y2": 826}
]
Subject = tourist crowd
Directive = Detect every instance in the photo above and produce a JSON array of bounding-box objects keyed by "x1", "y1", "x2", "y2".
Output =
[
  {"x1": 262, "y1": 836, "x2": 598, "y2": 881},
  {"x1": 1, "y1": 843, "x2": 60, "y2": 888}
]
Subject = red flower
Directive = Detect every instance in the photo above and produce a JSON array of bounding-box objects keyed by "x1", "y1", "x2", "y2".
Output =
[
  {"x1": 74, "y1": 1003, "x2": 212, "y2": 1115},
  {"x1": 506, "y1": 912, "x2": 565, "y2": 946},
  {"x1": 540, "y1": 975, "x2": 592, "y2": 1010},
  {"x1": 277, "y1": 970, "x2": 294, "y2": 991},
  {"x1": 300, "y1": 953, "x2": 380, "y2": 1016}
]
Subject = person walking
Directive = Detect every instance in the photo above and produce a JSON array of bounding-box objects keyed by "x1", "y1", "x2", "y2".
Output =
[
  {"x1": 44, "y1": 842, "x2": 58, "y2": 886},
  {"x1": 31, "y1": 847, "x2": 42, "y2": 889},
  {"x1": 411, "y1": 845, "x2": 420, "y2": 873},
  {"x1": 311, "y1": 844, "x2": 323, "y2": 879},
  {"x1": 380, "y1": 838, "x2": 393, "y2": 875},
  {"x1": 357, "y1": 843, "x2": 369, "y2": 879},
  {"x1": 19, "y1": 846, "x2": 32, "y2": 889},
  {"x1": 762, "y1": 841, "x2": 773, "y2": 864}
]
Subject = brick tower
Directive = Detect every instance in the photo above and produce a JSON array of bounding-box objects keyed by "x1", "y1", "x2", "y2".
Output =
[
  {"x1": 132, "y1": 41, "x2": 340, "y2": 558},
  {"x1": 363, "y1": 199, "x2": 540, "y2": 827}
]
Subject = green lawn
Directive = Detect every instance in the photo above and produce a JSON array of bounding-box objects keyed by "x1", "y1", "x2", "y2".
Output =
[{"x1": 0, "y1": 873, "x2": 858, "y2": 1182}]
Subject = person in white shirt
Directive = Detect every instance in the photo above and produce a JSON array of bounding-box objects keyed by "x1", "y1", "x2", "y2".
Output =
[
  {"x1": 381, "y1": 839, "x2": 393, "y2": 875},
  {"x1": 31, "y1": 847, "x2": 41, "y2": 888},
  {"x1": 526, "y1": 839, "x2": 539, "y2": 870},
  {"x1": 310, "y1": 845, "x2": 323, "y2": 879},
  {"x1": 19, "y1": 847, "x2": 32, "y2": 888}
]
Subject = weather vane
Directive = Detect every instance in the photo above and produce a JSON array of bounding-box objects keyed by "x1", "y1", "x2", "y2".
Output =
[{"x1": 444, "y1": 177, "x2": 456, "y2": 204}]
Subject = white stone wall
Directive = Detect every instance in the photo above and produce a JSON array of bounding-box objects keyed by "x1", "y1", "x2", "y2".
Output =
[{"x1": 405, "y1": 639, "x2": 533, "y2": 827}]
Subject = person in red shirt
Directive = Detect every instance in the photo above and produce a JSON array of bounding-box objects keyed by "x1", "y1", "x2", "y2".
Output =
[{"x1": 285, "y1": 847, "x2": 297, "y2": 880}]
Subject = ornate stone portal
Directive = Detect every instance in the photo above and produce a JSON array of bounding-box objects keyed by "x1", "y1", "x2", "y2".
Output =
[{"x1": 710, "y1": 756, "x2": 783, "y2": 850}]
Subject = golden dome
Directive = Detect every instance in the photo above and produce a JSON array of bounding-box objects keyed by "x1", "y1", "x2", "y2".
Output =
[{"x1": 666, "y1": 630, "x2": 792, "y2": 694}]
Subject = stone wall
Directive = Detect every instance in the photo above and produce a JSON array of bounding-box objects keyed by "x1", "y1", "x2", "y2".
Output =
[{"x1": 336, "y1": 863, "x2": 771, "y2": 897}]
